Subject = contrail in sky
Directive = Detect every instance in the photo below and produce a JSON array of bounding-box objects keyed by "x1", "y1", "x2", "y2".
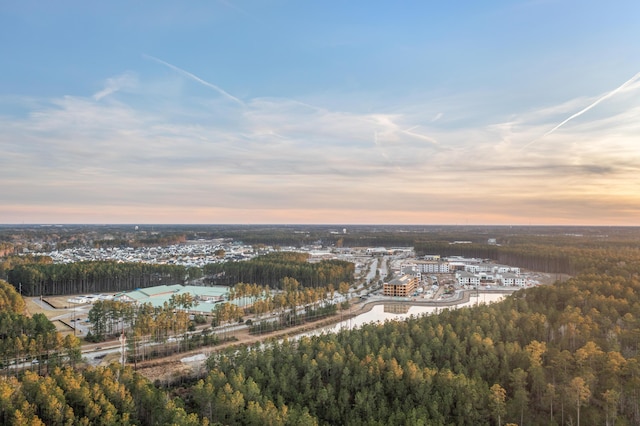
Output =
[
  {"x1": 218, "y1": 0, "x2": 259, "y2": 23},
  {"x1": 143, "y1": 54, "x2": 245, "y2": 106},
  {"x1": 402, "y1": 125, "x2": 438, "y2": 144},
  {"x1": 522, "y1": 71, "x2": 640, "y2": 150}
]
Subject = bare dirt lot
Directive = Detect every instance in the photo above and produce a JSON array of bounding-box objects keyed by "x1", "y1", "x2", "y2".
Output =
[
  {"x1": 45, "y1": 295, "x2": 93, "y2": 310},
  {"x1": 24, "y1": 297, "x2": 70, "y2": 318}
]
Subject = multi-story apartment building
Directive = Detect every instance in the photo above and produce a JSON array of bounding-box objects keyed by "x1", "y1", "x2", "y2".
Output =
[
  {"x1": 408, "y1": 260, "x2": 450, "y2": 274},
  {"x1": 465, "y1": 263, "x2": 521, "y2": 275},
  {"x1": 383, "y1": 274, "x2": 419, "y2": 297},
  {"x1": 499, "y1": 272, "x2": 526, "y2": 287},
  {"x1": 456, "y1": 271, "x2": 481, "y2": 287}
]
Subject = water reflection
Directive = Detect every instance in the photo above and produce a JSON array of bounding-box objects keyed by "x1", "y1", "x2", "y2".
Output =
[
  {"x1": 302, "y1": 292, "x2": 506, "y2": 338},
  {"x1": 383, "y1": 304, "x2": 410, "y2": 314}
]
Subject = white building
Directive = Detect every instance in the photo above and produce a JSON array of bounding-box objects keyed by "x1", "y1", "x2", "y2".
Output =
[
  {"x1": 367, "y1": 247, "x2": 391, "y2": 255},
  {"x1": 466, "y1": 263, "x2": 520, "y2": 276},
  {"x1": 401, "y1": 265, "x2": 422, "y2": 281},
  {"x1": 408, "y1": 260, "x2": 450, "y2": 274},
  {"x1": 456, "y1": 271, "x2": 480, "y2": 286},
  {"x1": 495, "y1": 265, "x2": 521, "y2": 275},
  {"x1": 499, "y1": 272, "x2": 526, "y2": 287}
]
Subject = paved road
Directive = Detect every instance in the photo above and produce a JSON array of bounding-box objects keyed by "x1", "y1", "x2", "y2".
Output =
[{"x1": 360, "y1": 288, "x2": 518, "y2": 309}]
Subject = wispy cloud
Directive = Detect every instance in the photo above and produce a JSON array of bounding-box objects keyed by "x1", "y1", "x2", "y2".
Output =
[
  {"x1": 401, "y1": 126, "x2": 438, "y2": 144},
  {"x1": 93, "y1": 72, "x2": 138, "y2": 101},
  {"x1": 522, "y1": 71, "x2": 640, "y2": 149},
  {"x1": 2, "y1": 68, "x2": 640, "y2": 224},
  {"x1": 217, "y1": 0, "x2": 260, "y2": 23},
  {"x1": 143, "y1": 54, "x2": 245, "y2": 106}
]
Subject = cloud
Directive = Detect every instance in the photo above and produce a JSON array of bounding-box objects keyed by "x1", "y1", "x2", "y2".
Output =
[
  {"x1": 522, "y1": 71, "x2": 640, "y2": 150},
  {"x1": 401, "y1": 126, "x2": 438, "y2": 144},
  {"x1": 2, "y1": 67, "x2": 640, "y2": 225},
  {"x1": 217, "y1": 0, "x2": 260, "y2": 23},
  {"x1": 93, "y1": 72, "x2": 138, "y2": 101},
  {"x1": 143, "y1": 54, "x2": 245, "y2": 106}
]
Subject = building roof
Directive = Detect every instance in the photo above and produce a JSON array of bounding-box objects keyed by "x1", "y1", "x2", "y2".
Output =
[
  {"x1": 387, "y1": 274, "x2": 415, "y2": 286},
  {"x1": 115, "y1": 284, "x2": 231, "y2": 313},
  {"x1": 501, "y1": 272, "x2": 521, "y2": 279}
]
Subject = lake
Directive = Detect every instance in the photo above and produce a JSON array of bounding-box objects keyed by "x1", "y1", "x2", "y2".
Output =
[{"x1": 300, "y1": 292, "x2": 507, "y2": 338}]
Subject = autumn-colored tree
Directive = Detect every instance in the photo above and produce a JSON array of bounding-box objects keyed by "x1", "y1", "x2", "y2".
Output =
[
  {"x1": 489, "y1": 383, "x2": 507, "y2": 426},
  {"x1": 567, "y1": 376, "x2": 591, "y2": 426}
]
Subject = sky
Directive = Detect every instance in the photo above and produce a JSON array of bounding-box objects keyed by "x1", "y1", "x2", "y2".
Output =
[{"x1": 1, "y1": 1, "x2": 640, "y2": 226}]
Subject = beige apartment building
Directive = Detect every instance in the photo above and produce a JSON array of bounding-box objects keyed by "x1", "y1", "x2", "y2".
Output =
[{"x1": 383, "y1": 274, "x2": 419, "y2": 297}]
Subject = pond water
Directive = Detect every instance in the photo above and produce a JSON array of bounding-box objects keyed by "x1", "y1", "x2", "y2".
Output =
[{"x1": 300, "y1": 292, "x2": 507, "y2": 338}]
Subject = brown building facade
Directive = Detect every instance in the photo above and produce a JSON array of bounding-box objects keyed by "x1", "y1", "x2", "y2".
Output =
[{"x1": 383, "y1": 274, "x2": 418, "y2": 297}]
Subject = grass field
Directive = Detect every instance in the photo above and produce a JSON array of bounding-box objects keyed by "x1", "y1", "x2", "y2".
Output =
[
  {"x1": 24, "y1": 297, "x2": 70, "y2": 318},
  {"x1": 52, "y1": 319, "x2": 75, "y2": 335}
]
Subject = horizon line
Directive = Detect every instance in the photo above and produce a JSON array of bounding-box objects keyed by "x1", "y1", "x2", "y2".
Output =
[{"x1": 1, "y1": 223, "x2": 638, "y2": 228}]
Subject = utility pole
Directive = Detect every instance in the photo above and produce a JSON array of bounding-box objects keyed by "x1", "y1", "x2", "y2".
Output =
[{"x1": 119, "y1": 330, "x2": 126, "y2": 366}]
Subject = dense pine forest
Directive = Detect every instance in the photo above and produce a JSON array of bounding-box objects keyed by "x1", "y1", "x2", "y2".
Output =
[
  {"x1": 6, "y1": 261, "x2": 190, "y2": 297},
  {"x1": 203, "y1": 252, "x2": 355, "y2": 289},
  {"x1": 0, "y1": 279, "x2": 207, "y2": 425},
  {"x1": 414, "y1": 239, "x2": 640, "y2": 276},
  {"x1": 0, "y1": 280, "x2": 82, "y2": 372},
  {"x1": 2, "y1": 226, "x2": 640, "y2": 424},
  {"x1": 191, "y1": 273, "x2": 640, "y2": 425},
  {"x1": 3, "y1": 252, "x2": 353, "y2": 297}
]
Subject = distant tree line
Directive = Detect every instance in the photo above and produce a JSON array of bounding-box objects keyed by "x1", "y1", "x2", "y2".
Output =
[
  {"x1": 0, "y1": 254, "x2": 52, "y2": 282},
  {"x1": 169, "y1": 225, "x2": 429, "y2": 248},
  {"x1": 203, "y1": 252, "x2": 355, "y2": 289},
  {"x1": 0, "y1": 242, "x2": 12, "y2": 257},
  {"x1": 188, "y1": 224, "x2": 640, "y2": 249},
  {"x1": 3, "y1": 252, "x2": 353, "y2": 297},
  {"x1": 89, "y1": 233, "x2": 187, "y2": 249},
  {"x1": 6, "y1": 261, "x2": 190, "y2": 297},
  {"x1": 414, "y1": 240, "x2": 640, "y2": 276}
]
